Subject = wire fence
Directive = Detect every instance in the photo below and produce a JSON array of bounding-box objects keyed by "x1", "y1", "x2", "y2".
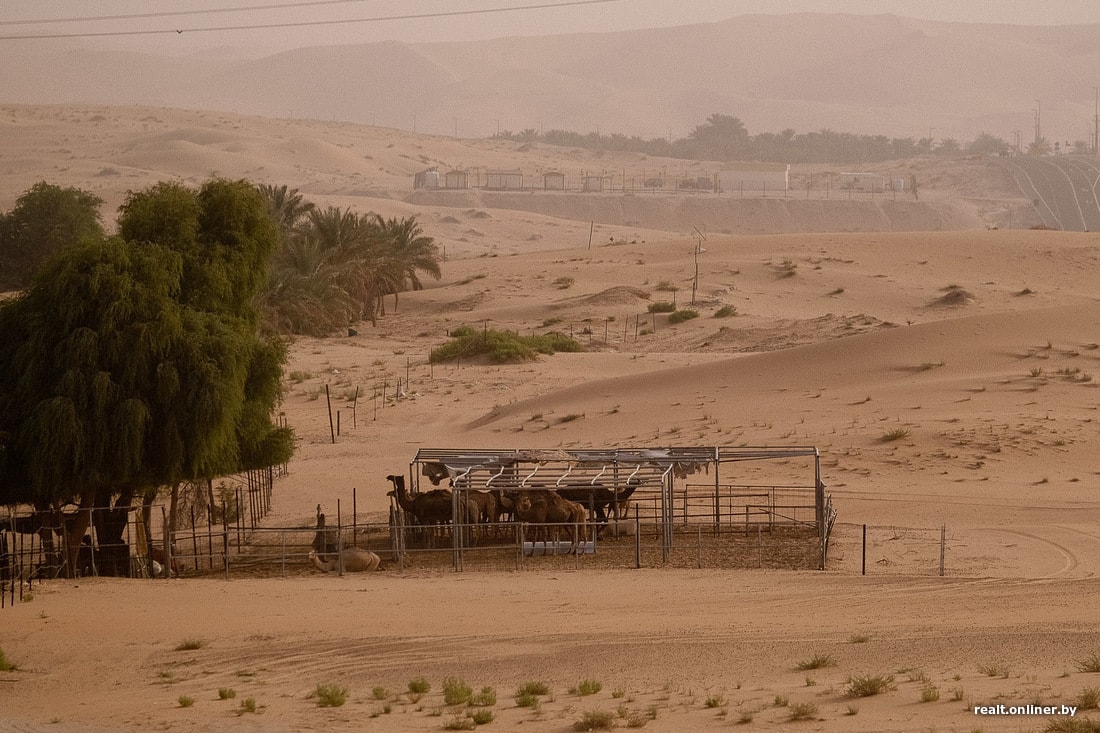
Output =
[{"x1": 1, "y1": 466, "x2": 281, "y2": 607}]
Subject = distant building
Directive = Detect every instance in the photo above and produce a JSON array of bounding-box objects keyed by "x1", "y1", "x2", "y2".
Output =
[
  {"x1": 444, "y1": 169, "x2": 469, "y2": 189},
  {"x1": 484, "y1": 169, "x2": 523, "y2": 190},
  {"x1": 543, "y1": 171, "x2": 566, "y2": 190},
  {"x1": 413, "y1": 169, "x2": 440, "y2": 189},
  {"x1": 838, "y1": 172, "x2": 886, "y2": 193},
  {"x1": 717, "y1": 163, "x2": 789, "y2": 193}
]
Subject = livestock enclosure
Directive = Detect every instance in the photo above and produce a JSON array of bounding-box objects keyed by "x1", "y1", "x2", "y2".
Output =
[{"x1": 392, "y1": 446, "x2": 837, "y2": 572}]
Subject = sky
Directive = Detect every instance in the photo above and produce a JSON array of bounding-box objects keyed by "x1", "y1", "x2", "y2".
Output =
[{"x1": 3, "y1": 0, "x2": 1100, "y2": 52}]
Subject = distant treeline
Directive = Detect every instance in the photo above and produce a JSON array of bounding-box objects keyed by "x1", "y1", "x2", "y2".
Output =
[{"x1": 492, "y1": 113, "x2": 1014, "y2": 164}]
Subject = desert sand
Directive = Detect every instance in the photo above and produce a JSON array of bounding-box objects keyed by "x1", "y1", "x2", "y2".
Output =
[{"x1": 3, "y1": 104, "x2": 1100, "y2": 733}]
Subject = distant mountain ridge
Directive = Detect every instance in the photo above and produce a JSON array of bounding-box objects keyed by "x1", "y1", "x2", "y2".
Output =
[{"x1": 3, "y1": 13, "x2": 1098, "y2": 143}]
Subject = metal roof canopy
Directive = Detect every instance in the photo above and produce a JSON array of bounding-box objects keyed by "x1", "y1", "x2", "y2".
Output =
[
  {"x1": 411, "y1": 445, "x2": 819, "y2": 483},
  {"x1": 403, "y1": 445, "x2": 826, "y2": 569}
]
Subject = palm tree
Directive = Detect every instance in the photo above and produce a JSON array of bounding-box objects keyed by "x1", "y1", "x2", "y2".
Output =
[
  {"x1": 257, "y1": 184, "x2": 314, "y2": 242},
  {"x1": 369, "y1": 214, "x2": 442, "y2": 311}
]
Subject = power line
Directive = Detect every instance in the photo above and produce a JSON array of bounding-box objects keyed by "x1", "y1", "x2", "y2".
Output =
[
  {"x1": 0, "y1": 0, "x2": 626, "y2": 40},
  {"x1": 2, "y1": 0, "x2": 380, "y2": 26}
]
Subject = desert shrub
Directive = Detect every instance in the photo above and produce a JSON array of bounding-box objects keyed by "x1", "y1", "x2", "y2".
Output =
[
  {"x1": 553, "y1": 276, "x2": 575, "y2": 289},
  {"x1": 174, "y1": 639, "x2": 205, "y2": 651},
  {"x1": 647, "y1": 301, "x2": 675, "y2": 313},
  {"x1": 774, "y1": 694, "x2": 789, "y2": 707},
  {"x1": 714, "y1": 305, "x2": 736, "y2": 317},
  {"x1": 654, "y1": 280, "x2": 678, "y2": 292},
  {"x1": 1079, "y1": 654, "x2": 1100, "y2": 674},
  {"x1": 788, "y1": 701, "x2": 817, "y2": 720},
  {"x1": 443, "y1": 677, "x2": 473, "y2": 705},
  {"x1": 667, "y1": 309, "x2": 699, "y2": 324},
  {"x1": 0, "y1": 648, "x2": 17, "y2": 672},
  {"x1": 849, "y1": 634, "x2": 870, "y2": 644},
  {"x1": 408, "y1": 676, "x2": 432, "y2": 695},
  {"x1": 218, "y1": 688, "x2": 237, "y2": 700},
  {"x1": 978, "y1": 661, "x2": 1010, "y2": 677},
  {"x1": 177, "y1": 695, "x2": 195, "y2": 708},
  {"x1": 515, "y1": 691, "x2": 539, "y2": 708},
  {"x1": 1078, "y1": 687, "x2": 1100, "y2": 710},
  {"x1": 315, "y1": 683, "x2": 348, "y2": 707},
  {"x1": 846, "y1": 673, "x2": 896, "y2": 697},
  {"x1": 920, "y1": 683, "x2": 940, "y2": 702},
  {"x1": 521, "y1": 682, "x2": 549, "y2": 695},
  {"x1": 573, "y1": 710, "x2": 615, "y2": 730},
  {"x1": 796, "y1": 654, "x2": 836, "y2": 670},
  {"x1": 444, "y1": 715, "x2": 476, "y2": 730},
  {"x1": 430, "y1": 327, "x2": 582, "y2": 364},
  {"x1": 469, "y1": 686, "x2": 497, "y2": 707},
  {"x1": 239, "y1": 697, "x2": 258, "y2": 714},
  {"x1": 371, "y1": 685, "x2": 389, "y2": 700},
  {"x1": 879, "y1": 428, "x2": 911, "y2": 442},
  {"x1": 572, "y1": 679, "x2": 603, "y2": 696},
  {"x1": 704, "y1": 695, "x2": 725, "y2": 708},
  {"x1": 469, "y1": 708, "x2": 494, "y2": 724}
]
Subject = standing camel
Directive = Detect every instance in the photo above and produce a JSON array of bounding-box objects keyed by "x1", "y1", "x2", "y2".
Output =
[
  {"x1": 386, "y1": 474, "x2": 476, "y2": 546},
  {"x1": 514, "y1": 492, "x2": 587, "y2": 555}
]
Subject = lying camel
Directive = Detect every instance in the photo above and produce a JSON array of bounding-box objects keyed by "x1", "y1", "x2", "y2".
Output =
[{"x1": 308, "y1": 548, "x2": 382, "y2": 572}]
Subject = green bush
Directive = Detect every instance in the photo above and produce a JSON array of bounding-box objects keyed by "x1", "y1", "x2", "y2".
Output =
[
  {"x1": 408, "y1": 676, "x2": 432, "y2": 695},
  {"x1": 714, "y1": 305, "x2": 736, "y2": 318},
  {"x1": 667, "y1": 309, "x2": 699, "y2": 324},
  {"x1": 846, "y1": 673, "x2": 895, "y2": 697},
  {"x1": 430, "y1": 327, "x2": 583, "y2": 364},
  {"x1": 572, "y1": 679, "x2": 603, "y2": 696},
  {"x1": 314, "y1": 683, "x2": 348, "y2": 707},
  {"x1": 443, "y1": 677, "x2": 473, "y2": 705},
  {"x1": 647, "y1": 301, "x2": 676, "y2": 313}
]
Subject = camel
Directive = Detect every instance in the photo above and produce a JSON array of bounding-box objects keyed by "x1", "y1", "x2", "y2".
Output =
[
  {"x1": 386, "y1": 474, "x2": 476, "y2": 546},
  {"x1": 308, "y1": 548, "x2": 382, "y2": 572},
  {"x1": 555, "y1": 481, "x2": 641, "y2": 523},
  {"x1": 311, "y1": 505, "x2": 339, "y2": 554},
  {"x1": 514, "y1": 491, "x2": 587, "y2": 555}
]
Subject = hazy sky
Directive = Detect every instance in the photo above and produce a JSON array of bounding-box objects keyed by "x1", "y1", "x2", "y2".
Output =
[{"x1": 4, "y1": 0, "x2": 1100, "y2": 52}]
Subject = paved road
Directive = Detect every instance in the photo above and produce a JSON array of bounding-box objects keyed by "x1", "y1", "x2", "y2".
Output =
[{"x1": 997, "y1": 154, "x2": 1100, "y2": 231}]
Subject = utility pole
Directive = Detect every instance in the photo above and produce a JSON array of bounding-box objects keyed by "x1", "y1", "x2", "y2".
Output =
[
  {"x1": 1035, "y1": 99, "x2": 1041, "y2": 145},
  {"x1": 1094, "y1": 87, "x2": 1098, "y2": 156}
]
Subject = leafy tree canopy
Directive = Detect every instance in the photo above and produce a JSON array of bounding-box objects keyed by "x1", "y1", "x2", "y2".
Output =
[
  {"x1": 0, "y1": 182, "x2": 104, "y2": 291},
  {"x1": 0, "y1": 179, "x2": 292, "y2": 520}
]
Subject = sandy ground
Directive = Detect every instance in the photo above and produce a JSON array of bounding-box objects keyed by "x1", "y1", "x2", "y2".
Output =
[{"x1": 3, "y1": 105, "x2": 1100, "y2": 732}]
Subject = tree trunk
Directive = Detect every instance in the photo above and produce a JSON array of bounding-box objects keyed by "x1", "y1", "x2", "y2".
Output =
[{"x1": 165, "y1": 481, "x2": 181, "y2": 579}]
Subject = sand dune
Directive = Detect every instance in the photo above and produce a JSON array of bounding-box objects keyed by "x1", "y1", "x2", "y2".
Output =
[{"x1": 3, "y1": 101, "x2": 1100, "y2": 732}]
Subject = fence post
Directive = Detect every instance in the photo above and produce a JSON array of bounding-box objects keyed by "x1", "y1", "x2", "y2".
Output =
[
  {"x1": 634, "y1": 506, "x2": 641, "y2": 569},
  {"x1": 939, "y1": 525, "x2": 946, "y2": 577},
  {"x1": 337, "y1": 498, "x2": 344, "y2": 577},
  {"x1": 862, "y1": 524, "x2": 867, "y2": 576}
]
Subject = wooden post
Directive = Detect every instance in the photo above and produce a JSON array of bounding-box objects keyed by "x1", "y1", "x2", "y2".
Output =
[
  {"x1": 634, "y1": 506, "x2": 641, "y2": 569},
  {"x1": 862, "y1": 524, "x2": 867, "y2": 576},
  {"x1": 939, "y1": 525, "x2": 946, "y2": 577},
  {"x1": 325, "y1": 384, "x2": 335, "y2": 444},
  {"x1": 352, "y1": 385, "x2": 359, "y2": 429},
  {"x1": 337, "y1": 499, "x2": 344, "y2": 577}
]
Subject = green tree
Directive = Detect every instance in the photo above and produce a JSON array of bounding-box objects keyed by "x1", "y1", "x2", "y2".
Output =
[
  {"x1": 688, "y1": 114, "x2": 749, "y2": 159},
  {"x1": 257, "y1": 184, "x2": 315, "y2": 243},
  {"x1": 262, "y1": 203, "x2": 442, "y2": 335},
  {"x1": 0, "y1": 182, "x2": 104, "y2": 291},
  {"x1": 368, "y1": 214, "x2": 442, "y2": 312},
  {"x1": 966, "y1": 132, "x2": 1010, "y2": 156},
  {"x1": 0, "y1": 179, "x2": 292, "y2": 576}
]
